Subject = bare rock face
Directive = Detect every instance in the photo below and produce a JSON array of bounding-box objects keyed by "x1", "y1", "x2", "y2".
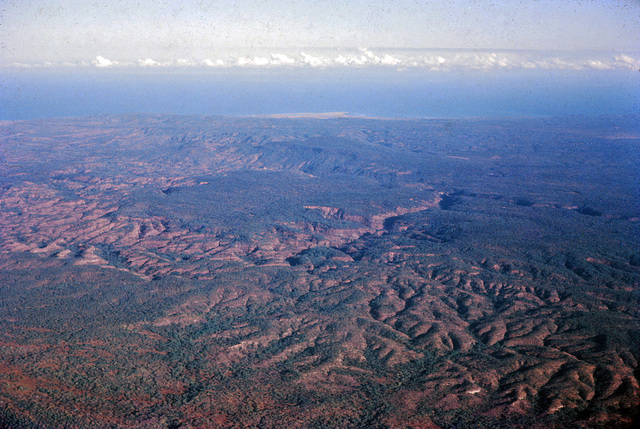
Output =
[{"x1": 0, "y1": 115, "x2": 639, "y2": 428}]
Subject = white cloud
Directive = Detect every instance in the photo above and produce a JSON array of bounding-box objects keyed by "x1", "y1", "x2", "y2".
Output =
[
  {"x1": 586, "y1": 60, "x2": 612, "y2": 70},
  {"x1": 92, "y1": 55, "x2": 114, "y2": 67},
  {"x1": 331, "y1": 49, "x2": 393, "y2": 67},
  {"x1": 138, "y1": 58, "x2": 159, "y2": 67},
  {"x1": 615, "y1": 54, "x2": 635, "y2": 64},
  {"x1": 7, "y1": 50, "x2": 639, "y2": 72},
  {"x1": 380, "y1": 54, "x2": 400, "y2": 66},
  {"x1": 271, "y1": 53, "x2": 295, "y2": 65},
  {"x1": 464, "y1": 53, "x2": 512, "y2": 69},
  {"x1": 334, "y1": 55, "x2": 348, "y2": 65},
  {"x1": 614, "y1": 54, "x2": 639, "y2": 70},
  {"x1": 537, "y1": 57, "x2": 579, "y2": 70},
  {"x1": 176, "y1": 58, "x2": 195, "y2": 67},
  {"x1": 253, "y1": 57, "x2": 270, "y2": 66},
  {"x1": 202, "y1": 58, "x2": 224, "y2": 67},
  {"x1": 417, "y1": 55, "x2": 447, "y2": 69},
  {"x1": 360, "y1": 48, "x2": 380, "y2": 64},
  {"x1": 300, "y1": 52, "x2": 325, "y2": 67},
  {"x1": 236, "y1": 56, "x2": 271, "y2": 66}
]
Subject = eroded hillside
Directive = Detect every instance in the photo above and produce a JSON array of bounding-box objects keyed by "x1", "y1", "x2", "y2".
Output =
[{"x1": 0, "y1": 115, "x2": 639, "y2": 428}]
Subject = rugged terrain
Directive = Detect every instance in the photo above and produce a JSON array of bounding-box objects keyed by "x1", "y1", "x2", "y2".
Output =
[{"x1": 0, "y1": 115, "x2": 639, "y2": 428}]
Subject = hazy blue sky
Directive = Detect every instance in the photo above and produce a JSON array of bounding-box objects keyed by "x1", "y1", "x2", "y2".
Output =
[
  {"x1": 1, "y1": 0, "x2": 639, "y2": 120},
  {"x1": 1, "y1": 0, "x2": 639, "y2": 66}
]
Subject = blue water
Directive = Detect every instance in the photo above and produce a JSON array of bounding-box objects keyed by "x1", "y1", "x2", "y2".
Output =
[{"x1": 1, "y1": 68, "x2": 638, "y2": 120}]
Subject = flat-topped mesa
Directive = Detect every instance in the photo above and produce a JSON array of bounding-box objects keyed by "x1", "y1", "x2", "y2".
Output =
[
  {"x1": 304, "y1": 197, "x2": 440, "y2": 230},
  {"x1": 304, "y1": 205, "x2": 359, "y2": 222}
]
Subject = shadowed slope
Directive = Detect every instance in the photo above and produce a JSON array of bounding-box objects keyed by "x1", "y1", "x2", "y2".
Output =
[{"x1": 0, "y1": 114, "x2": 638, "y2": 428}]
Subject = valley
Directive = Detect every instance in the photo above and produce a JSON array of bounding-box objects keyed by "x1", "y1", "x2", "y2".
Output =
[{"x1": 0, "y1": 114, "x2": 638, "y2": 428}]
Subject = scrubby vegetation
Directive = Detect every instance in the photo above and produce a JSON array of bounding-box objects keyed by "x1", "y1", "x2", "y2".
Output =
[{"x1": 0, "y1": 114, "x2": 639, "y2": 428}]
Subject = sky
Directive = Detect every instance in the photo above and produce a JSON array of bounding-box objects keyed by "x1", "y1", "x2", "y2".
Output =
[
  {"x1": 1, "y1": 0, "x2": 638, "y2": 119},
  {"x1": 1, "y1": 0, "x2": 639, "y2": 69}
]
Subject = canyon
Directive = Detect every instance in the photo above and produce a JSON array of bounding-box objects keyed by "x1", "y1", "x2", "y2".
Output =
[{"x1": 0, "y1": 114, "x2": 638, "y2": 428}]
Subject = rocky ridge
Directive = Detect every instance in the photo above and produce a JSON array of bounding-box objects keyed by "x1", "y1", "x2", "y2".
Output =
[{"x1": 0, "y1": 115, "x2": 638, "y2": 428}]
